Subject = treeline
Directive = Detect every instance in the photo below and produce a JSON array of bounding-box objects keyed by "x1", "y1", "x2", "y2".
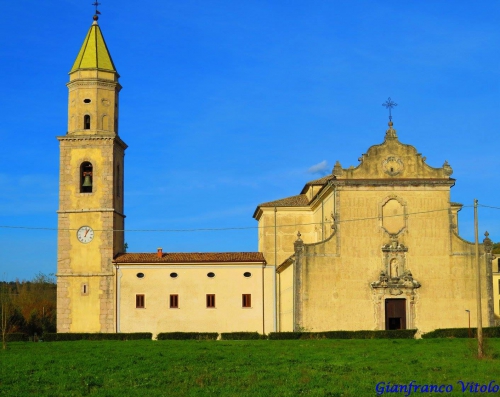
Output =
[{"x1": 1, "y1": 273, "x2": 56, "y2": 339}]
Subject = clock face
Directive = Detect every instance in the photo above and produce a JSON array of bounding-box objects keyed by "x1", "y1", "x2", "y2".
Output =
[
  {"x1": 77, "y1": 226, "x2": 94, "y2": 244},
  {"x1": 383, "y1": 156, "x2": 404, "y2": 176}
]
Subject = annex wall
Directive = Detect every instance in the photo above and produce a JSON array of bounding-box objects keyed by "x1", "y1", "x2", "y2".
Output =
[{"x1": 117, "y1": 264, "x2": 275, "y2": 336}]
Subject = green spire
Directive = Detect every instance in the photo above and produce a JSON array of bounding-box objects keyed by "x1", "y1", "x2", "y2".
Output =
[{"x1": 70, "y1": 19, "x2": 116, "y2": 73}]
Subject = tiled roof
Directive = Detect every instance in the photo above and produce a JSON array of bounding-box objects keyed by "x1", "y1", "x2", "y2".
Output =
[
  {"x1": 258, "y1": 194, "x2": 309, "y2": 208},
  {"x1": 304, "y1": 174, "x2": 336, "y2": 186},
  {"x1": 113, "y1": 252, "x2": 266, "y2": 264}
]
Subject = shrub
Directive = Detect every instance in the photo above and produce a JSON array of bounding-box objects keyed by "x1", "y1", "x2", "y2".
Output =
[
  {"x1": 5, "y1": 333, "x2": 29, "y2": 342},
  {"x1": 220, "y1": 332, "x2": 264, "y2": 340},
  {"x1": 422, "y1": 327, "x2": 500, "y2": 339},
  {"x1": 156, "y1": 332, "x2": 218, "y2": 340},
  {"x1": 268, "y1": 332, "x2": 304, "y2": 340},
  {"x1": 43, "y1": 333, "x2": 152, "y2": 341},
  {"x1": 268, "y1": 329, "x2": 417, "y2": 340}
]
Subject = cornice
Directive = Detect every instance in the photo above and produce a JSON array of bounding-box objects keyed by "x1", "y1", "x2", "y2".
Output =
[
  {"x1": 67, "y1": 79, "x2": 121, "y2": 90},
  {"x1": 276, "y1": 255, "x2": 295, "y2": 273},
  {"x1": 331, "y1": 178, "x2": 455, "y2": 187},
  {"x1": 57, "y1": 208, "x2": 126, "y2": 217},
  {"x1": 57, "y1": 134, "x2": 128, "y2": 149}
]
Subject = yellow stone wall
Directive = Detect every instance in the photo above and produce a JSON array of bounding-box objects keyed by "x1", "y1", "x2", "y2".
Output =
[
  {"x1": 117, "y1": 264, "x2": 275, "y2": 336},
  {"x1": 278, "y1": 262, "x2": 294, "y2": 331},
  {"x1": 294, "y1": 187, "x2": 491, "y2": 334},
  {"x1": 493, "y1": 258, "x2": 500, "y2": 323},
  {"x1": 67, "y1": 70, "x2": 120, "y2": 136},
  {"x1": 57, "y1": 137, "x2": 125, "y2": 333},
  {"x1": 258, "y1": 207, "x2": 315, "y2": 267}
]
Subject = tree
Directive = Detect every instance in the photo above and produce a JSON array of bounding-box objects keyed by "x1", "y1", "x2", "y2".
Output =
[
  {"x1": 492, "y1": 242, "x2": 500, "y2": 255},
  {"x1": 1, "y1": 281, "x2": 13, "y2": 349},
  {"x1": 11, "y1": 273, "x2": 56, "y2": 336}
]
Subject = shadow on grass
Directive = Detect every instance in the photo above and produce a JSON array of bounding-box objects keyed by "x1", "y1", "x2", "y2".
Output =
[{"x1": 465, "y1": 337, "x2": 499, "y2": 360}]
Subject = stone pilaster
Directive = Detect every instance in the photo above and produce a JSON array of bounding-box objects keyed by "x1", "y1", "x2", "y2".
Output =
[
  {"x1": 483, "y1": 232, "x2": 494, "y2": 327},
  {"x1": 293, "y1": 232, "x2": 304, "y2": 331}
]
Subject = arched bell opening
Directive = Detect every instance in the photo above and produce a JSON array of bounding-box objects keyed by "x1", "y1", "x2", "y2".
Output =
[
  {"x1": 80, "y1": 162, "x2": 93, "y2": 193},
  {"x1": 84, "y1": 114, "x2": 91, "y2": 130}
]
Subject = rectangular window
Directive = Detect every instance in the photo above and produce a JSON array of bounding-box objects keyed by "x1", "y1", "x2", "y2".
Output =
[
  {"x1": 242, "y1": 294, "x2": 251, "y2": 308},
  {"x1": 170, "y1": 294, "x2": 178, "y2": 309},
  {"x1": 136, "y1": 294, "x2": 145, "y2": 309},
  {"x1": 498, "y1": 279, "x2": 500, "y2": 294},
  {"x1": 206, "y1": 294, "x2": 215, "y2": 308}
]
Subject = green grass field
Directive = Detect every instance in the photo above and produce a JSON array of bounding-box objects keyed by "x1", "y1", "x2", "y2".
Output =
[{"x1": 1, "y1": 339, "x2": 499, "y2": 396}]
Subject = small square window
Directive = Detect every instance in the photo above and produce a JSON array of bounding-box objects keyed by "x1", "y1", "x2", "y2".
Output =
[
  {"x1": 170, "y1": 294, "x2": 179, "y2": 309},
  {"x1": 206, "y1": 294, "x2": 215, "y2": 308},
  {"x1": 136, "y1": 294, "x2": 145, "y2": 309},
  {"x1": 242, "y1": 294, "x2": 251, "y2": 308}
]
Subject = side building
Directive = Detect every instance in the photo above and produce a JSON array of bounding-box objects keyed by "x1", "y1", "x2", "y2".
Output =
[
  {"x1": 254, "y1": 121, "x2": 495, "y2": 335},
  {"x1": 114, "y1": 251, "x2": 275, "y2": 335}
]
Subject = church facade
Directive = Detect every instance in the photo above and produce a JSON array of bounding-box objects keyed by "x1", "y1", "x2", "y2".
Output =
[
  {"x1": 254, "y1": 122, "x2": 496, "y2": 335},
  {"x1": 56, "y1": 16, "x2": 496, "y2": 336}
]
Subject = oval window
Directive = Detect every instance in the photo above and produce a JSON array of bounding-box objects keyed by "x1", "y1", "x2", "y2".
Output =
[
  {"x1": 170, "y1": 272, "x2": 178, "y2": 278},
  {"x1": 207, "y1": 272, "x2": 215, "y2": 278},
  {"x1": 83, "y1": 98, "x2": 91, "y2": 103},
  {"x1": 136, "y1": 272, "x2": 145, "y2": 279},
  {"x1": 243, "y1": 272, "x2": 252, "y2": 278}
]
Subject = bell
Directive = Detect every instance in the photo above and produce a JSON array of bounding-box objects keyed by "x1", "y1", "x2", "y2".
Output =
[{"x1": 82, "y1": 175, "x2": 92, "y2": 187}]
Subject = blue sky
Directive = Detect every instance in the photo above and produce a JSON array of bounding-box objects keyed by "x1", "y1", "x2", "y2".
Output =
[{"x1": 1, "y1": 1, "x2": 499, "y2": 281}]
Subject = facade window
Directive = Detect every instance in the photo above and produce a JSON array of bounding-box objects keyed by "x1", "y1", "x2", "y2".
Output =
[
  {"x1": 207, "y1": 272, "x2": 215, "y2": 278},
  {"x1": 242, "y1": 294, "x2": 251, "y2": 308},
  {"x1": 498, "y1": 279, "x2": 500, "y2": 294},
  {"x1": 136, "y1": 294, "x2": 145, "y2": 309},
  {"x1": 170, "y1": 272, "x2": 178, "y2": 278},
  {"x1": 243, "y1": 272, "x2": 252, "y2": 278},
  {"x1": 81, "y1": 283, "x2": 89, "y2": 296},
  {"x1": 136, "y1": 272, "x2": 145, "y2": 279},
  {"x1": 206, "y1": 294, "x2": 215, "y2": 308},
  {"x1": 80, "y1": 162, "x2": 93, "y2": 193},
  {"x1": 84, "y1": 114, "x2": 91, "y2": 129},
  {"x1": 170, "y1": 294, "x2": 179, "y2": 308}
]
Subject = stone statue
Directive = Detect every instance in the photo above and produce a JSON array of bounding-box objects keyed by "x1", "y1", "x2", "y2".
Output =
[{"x1": 390, "y1": 258, "x2": 399, "y2": 278}]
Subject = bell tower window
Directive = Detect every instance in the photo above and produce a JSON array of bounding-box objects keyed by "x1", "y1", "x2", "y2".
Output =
[
  {"x1": 80, "y1": 162, "x2": 93, "y2": 193},
  {"x1": 84, "y1": 115, "x2": 91, "y2": 130}
]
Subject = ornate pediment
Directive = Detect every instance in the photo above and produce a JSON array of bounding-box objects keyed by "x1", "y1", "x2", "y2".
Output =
[
  {"x1": 371, "y1": 240, "x2": 421, "y2": 292},
  {"x1": 371, "y1": 269, "x2": 421, "y2": 291},
  {"x1": 331, "y1": 121, "x2": 453, "y2": 180}
]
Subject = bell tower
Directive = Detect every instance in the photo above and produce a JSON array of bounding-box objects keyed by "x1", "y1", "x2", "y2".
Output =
[{"x1": 57, "y1": 14, "x2": 127, "y2": 332}]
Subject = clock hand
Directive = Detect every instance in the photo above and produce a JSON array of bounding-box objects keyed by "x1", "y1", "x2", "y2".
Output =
[{"x1": 84, "y1": 228, "x2": 89, "y2": 237}]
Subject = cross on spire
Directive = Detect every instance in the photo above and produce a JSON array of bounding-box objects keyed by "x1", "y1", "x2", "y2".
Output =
[
  {"x1": 382, "y1": 97, "x2": 397, "y2": 122},
  {"x1": 92, "y1": 1, "x2": 101, "y2": 16}
]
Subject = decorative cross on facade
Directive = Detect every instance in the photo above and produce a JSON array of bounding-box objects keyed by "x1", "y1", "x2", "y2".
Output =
[
  {"x1": 92, "y1": 1, "x2": 101, "y2": 15},
  {"x1": 382, "y1": 97, "x2": 397, "y2": 121}
]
